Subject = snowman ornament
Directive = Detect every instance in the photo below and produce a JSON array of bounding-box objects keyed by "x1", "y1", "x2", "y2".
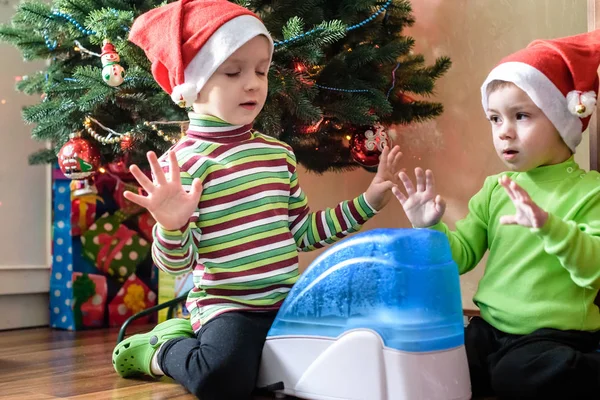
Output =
[{"x1": 101, "y1": 39, "x2": 125, "y2": 87}]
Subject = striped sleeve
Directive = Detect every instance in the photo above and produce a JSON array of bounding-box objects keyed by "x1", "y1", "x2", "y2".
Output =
[
  {"x1": 286, "y1": 151, "x2": 377, "y2": 252},
  {"x1": 150, "y1": 147, "x2": 202, "y2": 275},
  {"x1": 152, "y1": 222, "x2": 201, "y2": 275}
]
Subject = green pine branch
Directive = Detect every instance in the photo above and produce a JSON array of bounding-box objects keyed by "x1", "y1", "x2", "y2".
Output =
[{"x1": 29, "y1": 148, "x2": 59, "y2": 165}]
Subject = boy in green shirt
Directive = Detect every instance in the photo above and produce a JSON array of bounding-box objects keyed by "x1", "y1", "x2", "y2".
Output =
[{"x1": 394, "y1": 30, "x2": 600, "y2": 398}]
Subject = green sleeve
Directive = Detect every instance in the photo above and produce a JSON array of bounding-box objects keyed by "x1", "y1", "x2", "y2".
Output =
[
  {"x1": 532, "y1": 212, "x2": 600, "y2": 289},
  {"x1": 427, "y1": 177, "x2": 492, "y2": 274}
]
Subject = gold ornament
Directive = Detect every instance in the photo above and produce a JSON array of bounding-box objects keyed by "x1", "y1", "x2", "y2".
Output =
[
  {"x1": 144, "y1": 121, "x2": 179, "y2": 144},
  {"x1": 83, "y1": 117, "x2": 131, "y2": 146},
  {"x1": 576, "y1": 104, "x2": 587, "y2": 115}
]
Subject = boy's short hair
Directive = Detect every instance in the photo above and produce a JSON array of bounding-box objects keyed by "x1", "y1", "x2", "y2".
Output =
[
  {"x1": 485, "y1": 80, "x2": 514, "y2": 97},
  {"x1": 479, "y1": 30, "x2": 600, "y2": 152}
]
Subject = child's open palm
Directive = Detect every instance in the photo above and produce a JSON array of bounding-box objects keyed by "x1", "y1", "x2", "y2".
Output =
[
  {"x1": 124, "y1": 151, "x2": 203, "y2": 231},
  {"x1": 498, "y1": 175, "x2": 548, "y2": 228},
  {"x1": 364, "y1": 145, "x2": 403, "y2": 211},
  {"x1": 392, "y1": 168, "x2": 446, "y2": 228}
]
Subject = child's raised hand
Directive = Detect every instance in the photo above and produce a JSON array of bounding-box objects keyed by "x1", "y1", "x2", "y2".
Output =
[
  {"x1": 392, "y1": 168, "x2": 446, "y2": 228},
  {"x1": 364, "y1": 145, "x2": 403, "y2": 211},
  {"x1": 123, "y1": 151, "x2": 203, "y2": 231},
  {"x1": 498, "y1": 175, "x2": 548, "y2": 228}
]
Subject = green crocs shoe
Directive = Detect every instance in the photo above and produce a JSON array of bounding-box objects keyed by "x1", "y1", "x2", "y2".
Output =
[{"x1": 113, "y1": 318, "x2": 194, "y2": 378}]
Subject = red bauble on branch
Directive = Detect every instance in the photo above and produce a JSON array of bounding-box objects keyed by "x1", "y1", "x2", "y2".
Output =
[
  {"x1": 120, "y1": 134, "x2": 134, "y2": 151},
  {"x1": 349, "y1": 123, "x2": 394, "y2": 167},
  {"x1": 57, "y1": 132, "x2": 101, "y2": 180}
]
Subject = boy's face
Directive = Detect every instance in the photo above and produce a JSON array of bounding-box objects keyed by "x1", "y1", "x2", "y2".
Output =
[
  {"x1": 193, "y1": 36, "x2": 271, "y2": 125},
  {"x1": 486, "y1": 83, "x2": 572, "y2": 172}
]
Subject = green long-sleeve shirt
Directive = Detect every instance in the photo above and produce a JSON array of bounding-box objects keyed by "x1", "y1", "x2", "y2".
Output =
[{"x1": 430, "y1": 157, "x2": 600, "y2": 334}]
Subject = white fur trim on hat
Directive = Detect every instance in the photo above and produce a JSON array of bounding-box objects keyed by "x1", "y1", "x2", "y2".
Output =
[
  {"x1": 481, "y1": 61, "x2": 583, "y2": 152},
  {"x1": 174, "y1": 15, "x2": 273, "y2": 107}
]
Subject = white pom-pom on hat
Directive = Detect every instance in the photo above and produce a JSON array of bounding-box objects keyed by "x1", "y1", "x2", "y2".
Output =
[
  {"x1": 566, "y1": 90, "x2": 597, "y2": 119},
  {"x1": 171, "y1": 82, "x2": 198, "y2": 108}
]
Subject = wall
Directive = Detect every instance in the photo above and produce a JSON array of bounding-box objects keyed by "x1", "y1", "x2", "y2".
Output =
[
  {"x1": 296, "y1": 0, "x2": 588, "y2": 310},
  {"x1": 0, "y1": 0, "x2": 51, "y2": 329}
]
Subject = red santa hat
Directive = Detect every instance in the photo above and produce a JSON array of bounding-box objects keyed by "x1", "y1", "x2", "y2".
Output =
[
  {"x1": 129, "y1": 0, "x2": 273, "y2": 108},
  {"x1": 481, "y1": 29, "x2": 600, "y2": 152}
]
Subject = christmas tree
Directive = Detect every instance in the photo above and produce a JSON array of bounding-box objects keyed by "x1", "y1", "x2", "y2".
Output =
[{"x1": 0, "y1": 0, "x2": 450, "y2": 174}]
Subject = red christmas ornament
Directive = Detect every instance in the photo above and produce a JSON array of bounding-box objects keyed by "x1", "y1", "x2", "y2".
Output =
[
  {"x1": 294, "y1": 62, "x2": 306, "y2": 73},
  {"x1": 349, "y1": 124, "x2": 393, "y2": 167},
  {"x1": 120, "y1": 135, "x2": 134, "y2": 151},
  {"x1": 57, "y1": 132, "x2": 101, "y2": 180}
]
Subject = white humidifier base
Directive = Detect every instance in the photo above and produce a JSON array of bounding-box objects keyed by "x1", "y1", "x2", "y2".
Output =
[{"x1": 257, "y1": 329, "x2": 471, "y2": 400}]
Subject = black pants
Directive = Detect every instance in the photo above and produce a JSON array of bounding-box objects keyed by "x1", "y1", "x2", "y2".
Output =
[
  {"x1": 158, "y1": 311, "x2": 277, "y2": 400},
  {"x1": 466, "y1": 317, "x2": 600, "y2": 400}
]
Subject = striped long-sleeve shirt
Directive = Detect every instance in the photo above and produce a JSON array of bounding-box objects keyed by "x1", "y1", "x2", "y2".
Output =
[{"x1": 153, "y1": 113, "x2": 377, "y2": 331}]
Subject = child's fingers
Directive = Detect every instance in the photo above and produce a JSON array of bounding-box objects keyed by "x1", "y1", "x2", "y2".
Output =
[
  {"x1": 398, "y1": 171, "x2": 416, "y2": 195},
  {"x1": 378, "y1": 145, "x2": 390, "y2": 167},
  {"x1": 123, "y1": 190, "x2": 151, "y2": 209},
  {"x1": 378, "y1": 180, "x2": 397, "y2": 192},
  {"x1": 392, "y1": 151, "x2": 403, "y2": 171},
  {"x1": 129, "y1": 164, "x2": 155, "y2": 194},
  {"x1": 435, "y1": 194, "x2": 446, "y2": 214},
  {"x1": 168, "y1": 151, "x2": 180, "y2": 182},
  {"x1": 415, "y1": 168, "x2": 426, "y2": 192},
  {"x1": 499, "y1": 175, "x2": 511, "y2": 189},
  {"x1": 500, "y1": 176, "x2": 518, "y2": 203},
  {"x1": 510, "y1": 181, "x2": 530, "y2": 203},
  {"x1": 500, "y1": 175, "x2": 527, "y2": 202},
  {"x1": 425, "y1": 169, "x2": 435, "y2": 192},
  {"x1": 188, "y1": 178, "x2": 203, "y2": 199},
  {"x1": 387, "y1": 146, "x2": 402, "y2": 170},
  {"x1": 499, "y1": 215, "x2": 517, "y2": 225},
  {"x1": 392, "y1": 186, "x2": 407, "y2": 204},
  {"x1": 512, "y1": 183, "x2": 524, "y2": 203},
  {"x1": 147, "y1": 151, "x2": 167, "y2": 185}
]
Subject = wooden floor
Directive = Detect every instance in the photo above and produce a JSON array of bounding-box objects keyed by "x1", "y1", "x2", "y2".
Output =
[{"x1": 0, "y1": 325, "x2": 281, "y2": 400}]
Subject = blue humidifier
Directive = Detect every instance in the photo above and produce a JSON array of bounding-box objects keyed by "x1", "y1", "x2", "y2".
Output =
[{"x1": 257, "y1": 228, "x2": 471, "y2": 400}]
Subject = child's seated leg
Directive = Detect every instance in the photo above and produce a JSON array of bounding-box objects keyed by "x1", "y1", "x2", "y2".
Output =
[
  {"x1": 113, "y1": 318, "x2": 195, "y2": 377},
  {"x1": 465, "y1": 317, "x2": 501, "y2": 398},
  {"x1": 159, "y1": 311, "x2": 276, "y2": 400},
  {"x1": 489, "y1": 326, "x2": 600, "y2": 399}
]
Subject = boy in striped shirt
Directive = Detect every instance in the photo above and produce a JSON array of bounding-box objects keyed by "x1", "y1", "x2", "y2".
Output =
[{"x1": 113, "y1": 1, "x2": 403, "y2": 399}]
